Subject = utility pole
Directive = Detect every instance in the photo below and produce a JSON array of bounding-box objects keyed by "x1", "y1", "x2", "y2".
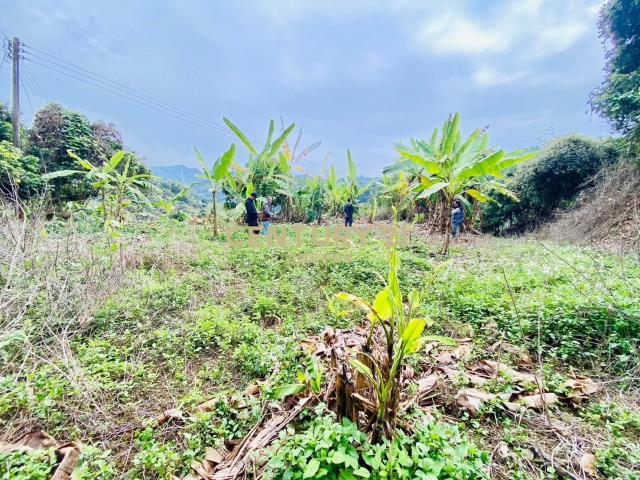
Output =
[{"x1": 11, "y1": 36, "x2": 20, "y2": 148}]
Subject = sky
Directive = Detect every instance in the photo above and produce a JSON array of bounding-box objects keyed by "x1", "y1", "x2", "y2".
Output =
[{"x1": 0, "y1": 0, "x2": 612, "y2": 176}]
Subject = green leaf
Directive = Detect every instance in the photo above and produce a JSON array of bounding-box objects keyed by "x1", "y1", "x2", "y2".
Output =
[
  {"x1": 465, "y1": 188, "x2": 492, "y2": 203},
  {"x1": 42, "y1": 169, "x2": 81, "y2": 180},
  {"x1": 336, "y1": 292, "x2": 371, "y2": 312},
  {"x1": 347, "y1": 149, "x2": 357, "y2": 181},
  {"x1": 353, "y1": 467, "x2": 371, "y2": 478},
  {"x1": 416, "y1": 181, "x2": 448, "y2": 199},
  {"x1": 497, "y1": 150, "x2": 537, "y2": 170},
  {"x1": 442, "y1": 113, "x2": 460, "y2": 155},
  {"x1": 66, "y1": 150, "x2": 95, "y2": 171},
  {"x1": 264, "y1": 119, "x2": 275, "y2": 151},
  {"x1": 408, "y1": 289, "x2": 421, "y2": 311},
  {"x1": 303, "y1": 458, "x2": 320, "y2": 478},
  {"x1": 270, "y1": 383, "x2": 305, "y2": 400},
  {"x1": 213, "y1": 144, "x2": 236, "y2": 182},
  {"x1": 349, "y1": 359, "x2": 376, "y2": 387},
  {"x1": 330, "y1": 450, "x2": 350, "y2": 466},
  {"x1": 402, "y1": 318, "x2": 426, "y2": 344},
  {"x1": 368, "y1": 287, "x2": 392, "y2": 321},
  {"x1": 339, "y1": 471, "x2": 357, "y2": 480},
  {"x1": 422, "y1": 335, "x2": 457, "y2": 346},
  {"x1": 224, "y1": 117, "x2": 257, "y2": 156},
  {"x1": 107, "y1": 151, "x2": 126, "y2": 172},
  {"x1": 269, "y1": 123, "x2": 296, "y2": 158}
]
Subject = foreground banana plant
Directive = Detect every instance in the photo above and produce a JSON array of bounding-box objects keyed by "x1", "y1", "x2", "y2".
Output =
[{"x1": 337, "y1": 215, "x2": 455, "y2": 442}]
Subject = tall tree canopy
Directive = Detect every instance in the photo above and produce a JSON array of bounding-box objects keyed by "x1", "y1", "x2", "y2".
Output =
[
  {"x1": 591, "y1": 0, "x2": 640, "y2": 137},
  {"x1": 27, "y1": 103, "x2": 148, "y2": 201}
]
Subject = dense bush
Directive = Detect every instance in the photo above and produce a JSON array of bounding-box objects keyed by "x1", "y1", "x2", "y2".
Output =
[
  {"x1": 481, "y1": 135, "x2": 620, "y2": 234},
  {"x1": 0, "y1": 141, "x2": 43, "y2": 197},
  {"x1": 0, "y1": 103, "x2": 12, "y2": 143}
]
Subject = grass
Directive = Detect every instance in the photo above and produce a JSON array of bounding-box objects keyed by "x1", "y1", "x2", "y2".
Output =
[{"x1": 1, "y1": 214, "x2": 639, "y2": 478}]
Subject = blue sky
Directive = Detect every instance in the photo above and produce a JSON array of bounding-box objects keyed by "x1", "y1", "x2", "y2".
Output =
[{"x1": 1, "y1": 0, "x2": 610, "y2": 176}]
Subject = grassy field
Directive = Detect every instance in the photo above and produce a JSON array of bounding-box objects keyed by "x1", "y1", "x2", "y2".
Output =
[{"x1": 1, "y1": 216, "x2": 639, "y2": 479}]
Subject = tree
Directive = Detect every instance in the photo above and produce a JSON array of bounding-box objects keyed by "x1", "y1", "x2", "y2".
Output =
[
  {"x1": 194, "y1": 144, "x2": 236, "y2": 236},
  {"x1": 28, "y1": 103, "x2": 149, "y2": 202},
  {"x1": 393, "y1": 113, "x2": 535, "y2": 254},
  {"x1": 591, "y1": 0, "x2": 640, "y2": 139}
]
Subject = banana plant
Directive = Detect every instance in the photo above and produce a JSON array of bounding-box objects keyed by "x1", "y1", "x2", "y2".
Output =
[
  {"x1": 43, "y1": 150, "x2": 152, "y2": 226},
  {"x1": 152, "y1": 185, "x2": 191, "y2": 215},
  {"x1": 393, "y1": 113, "x2": 536, "y2": 254},
  {"x1": 346, "y1": 149, "x2": 358, "y2": 200},
  {"x1": 194, "y1": 144, "x2": 236, "y2": 236},
  {"x1": 273, "y1": 173, "x2": 299, "y2": 222},
  {"x1": 336, "y1": 213, "x2": 455, "y2": 442},
  {"x1": 223, "y1": 117, "x2": 295, "y2": 199}
]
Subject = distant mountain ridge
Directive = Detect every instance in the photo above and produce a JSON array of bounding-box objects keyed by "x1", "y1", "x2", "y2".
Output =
[
  {"x1": 150, "y1": 164, "x2": 382, "y2": 203},
  {"x1": 150, "y1": 164, "x2": 209, "y2": 200}
]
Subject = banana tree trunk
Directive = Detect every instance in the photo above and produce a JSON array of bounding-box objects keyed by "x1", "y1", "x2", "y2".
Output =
[
  {"x1": 442, "y1": 211, "x2": 451, "y2": 254},
  {"x1": 212, "y1": 189, "x2": 218, "y2": 236}
]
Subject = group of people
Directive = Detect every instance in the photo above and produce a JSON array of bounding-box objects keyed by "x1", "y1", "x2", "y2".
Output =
[
  {"x1": 244, "y1": 192, "x2": 274, "y2": 235},
  {"x1": 244, "y1": 193, "x2": 465, "y2": 237}
]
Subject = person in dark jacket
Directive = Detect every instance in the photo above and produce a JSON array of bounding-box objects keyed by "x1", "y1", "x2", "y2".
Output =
[
  {"x1": 344, "y1": 199, "x2": 354, "y2": 227},
  {"x1": 451, "y1": 199, "x2": 465, "y2": 238},
  {"x1": 245, "y1": 192, "x2": 259, "y2": 233}
]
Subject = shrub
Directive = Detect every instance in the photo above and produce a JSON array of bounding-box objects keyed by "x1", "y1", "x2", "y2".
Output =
[
  {"x1": 0, "y1": 449, "x2": 57, "y2": 480},
  {"x1": 129, "y1": 427, "x2": 181, "y2": 479},
  {"x1": 0, "y1": 140, "x2": 43, "y2": 198},
  {"x1": 264, "y1": 407, "x2": 488, "y2": 480},
  {"x1": 481, "y1": 135, "x2": 620, "y2": 234}
]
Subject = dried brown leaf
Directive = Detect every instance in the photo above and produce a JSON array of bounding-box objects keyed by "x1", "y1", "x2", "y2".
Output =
[
  {"x1": 579, "y1": 452, "x2": 598, "y2": 477},
  {"x1": 518, "y1": 393, "x2": 559, "y2": 410}
]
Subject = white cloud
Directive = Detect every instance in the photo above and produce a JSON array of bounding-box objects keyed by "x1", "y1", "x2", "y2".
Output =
[
  {"x1": 417, "y1": 13, "x2": 509, "y2": 55},
  {"x1": 414, "y1": 0, "x2": 599, "y2": 60},
  {"x1": 472, "y1": 66, "x2": 528, "y2": 87},
  {"x1": 531, "y1": 22, "x2": 590, "y2": 57}
]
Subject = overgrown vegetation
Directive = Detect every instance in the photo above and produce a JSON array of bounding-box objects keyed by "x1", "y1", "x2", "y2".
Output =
[
  {"x1": 0, "y1": 209, "x2": 638, "y2": 478},
  {"x1": 1, "y1": 2, "x2": 639, "y2": 478}
]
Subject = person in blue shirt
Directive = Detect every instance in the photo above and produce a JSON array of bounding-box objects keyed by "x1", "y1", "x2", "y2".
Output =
[
  {"x1": 261, "y1": 196, "x2": 273, "y2": 235},
  {"x1": 451, "y1": 199, "x2": 465, "y2": 238}
]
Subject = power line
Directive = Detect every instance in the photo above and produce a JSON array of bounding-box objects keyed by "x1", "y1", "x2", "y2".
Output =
[
  {"x1": 21, "y1": 44, "x2": 237, "y2": 138},
  {"x1": 18, "y1": 69, "x2": 36, "y2": 116},
  {"x1": 21, "y1": 65, "x2": 46, "y2": 106},
  {"x1": 24, "y1": 56, "x2": 240, "y2": 140},
  {"x1": 21, "y1": 62, "x2": 48, "y2": 103},
  {"x1": 0, "y1": 37, "x2": 8, "y2": 72}
]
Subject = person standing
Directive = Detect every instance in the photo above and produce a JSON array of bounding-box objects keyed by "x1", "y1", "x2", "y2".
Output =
[
  {"x1": 245, "y1": 192, "x2": 259, "y2": 234},
  {"x1": 344, "y1": 198, "x2": 354, "y2": 227},
  {"x1": 261, "y1": 196, "x2": 273, "y2": 235},
  {"x1": 451, "y1": 199, "x2": 465, "y2": 238}
]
